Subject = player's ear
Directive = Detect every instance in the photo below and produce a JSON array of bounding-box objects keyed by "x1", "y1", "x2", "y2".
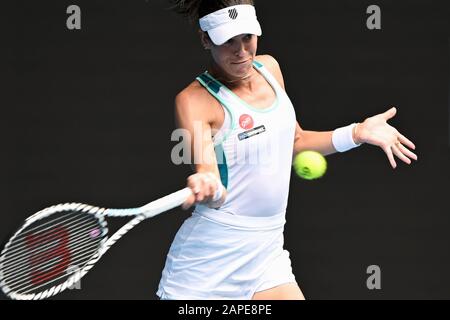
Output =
[{"x1": 199, "y1": 30, "x2": 212, "y2": 50}]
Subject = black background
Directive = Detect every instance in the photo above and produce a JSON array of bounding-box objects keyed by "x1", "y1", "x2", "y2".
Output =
[{"x1": 1, "y1": 0, "x2": 449, "y2": 300}]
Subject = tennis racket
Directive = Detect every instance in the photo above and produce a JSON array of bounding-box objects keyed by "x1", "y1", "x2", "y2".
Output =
[{"x1": 0, "y1": 187, "x2": 192, "y2": 300}]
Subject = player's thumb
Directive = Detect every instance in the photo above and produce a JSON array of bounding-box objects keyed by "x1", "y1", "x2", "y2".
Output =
[{"x1": 383, "y1": 107, "x2": 397, "y2": 120}]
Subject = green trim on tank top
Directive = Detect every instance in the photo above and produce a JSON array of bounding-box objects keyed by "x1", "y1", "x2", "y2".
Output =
[
  {"x1": 214, "y1": 144, "x2": 229, "y2": 189},
  {"x1": 253, "y1": 60, "x2": 263, "y2": 68},
  {"x1": 203, "y1": 61, "x2": 280, "y2": 114},
  {"x1": 196, "y1": 74, "x2": 237, "y2": 146}
]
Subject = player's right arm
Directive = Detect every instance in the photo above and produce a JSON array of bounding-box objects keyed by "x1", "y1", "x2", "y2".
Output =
[{"x1": 174, "y1": 87, "x2": 227, "y2": 210}]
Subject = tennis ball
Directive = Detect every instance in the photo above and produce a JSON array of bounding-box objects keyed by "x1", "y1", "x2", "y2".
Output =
[{"x1": 293, "y1": 151, "x2": 327, "y2": 180}]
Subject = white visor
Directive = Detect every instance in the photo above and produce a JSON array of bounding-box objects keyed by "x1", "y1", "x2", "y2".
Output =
[{"x1": 199, "y1": 4, "x2": 262, "y2": 46}]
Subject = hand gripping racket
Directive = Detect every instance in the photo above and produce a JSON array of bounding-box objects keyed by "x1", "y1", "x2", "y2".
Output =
[{"x1": 0, "y1": 187, "x2": 192, "y2": 300}]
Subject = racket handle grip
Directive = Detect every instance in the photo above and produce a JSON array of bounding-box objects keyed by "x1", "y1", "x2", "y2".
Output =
[
  {"x1": 168, "y1": 187, "x2": 193, "y2": 208},
  {"x1": 105, "y1": 188, "x2": 193, "y2": 218},
  {"x1": 142, "y1": 187, "x2": 192, "y2": 218}
]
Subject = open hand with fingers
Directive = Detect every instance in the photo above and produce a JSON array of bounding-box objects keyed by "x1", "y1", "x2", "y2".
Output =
[{"x1": 354, "y1": 107, "x2": 418, "y2": 169}]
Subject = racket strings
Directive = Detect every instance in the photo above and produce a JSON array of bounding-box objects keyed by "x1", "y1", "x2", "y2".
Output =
[
  {"x1": 3, "y1": 235, "x2": 100, "y2": 291},
  {"x1": 3, "y1": 225, "x2": 100, "y2": 282},
  {"x1": 4, "y1": 224, "x2": 98, "y2": 286},
  {"x1": 5, "y1": 209, "x2": 91, "y2": 252},
  {"x1": 10, "y1": 244, "x2": 100, "y2": 295},
  {"x1": 5, "y1": 241, "x2": 101, "y2": 295},
  {"x1": 18, "y1": 252, "x2": 95, "y2": 296},
  {"x1": 3, "y1": 214, "x2": 99, "y2": 268},
  {"x1": 2, "y1": 219, "x2": 99, "y2": 277},
  {"x1": 0, "y1": 210, "x2": 107, "y2": 295}
]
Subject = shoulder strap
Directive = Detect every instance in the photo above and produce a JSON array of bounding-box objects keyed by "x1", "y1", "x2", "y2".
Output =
[
  {"x1": 196, "y1": 72, "x2": 237, "y2": 146},
  {"x1": 252, "y1": 60, "x2": 284, "y2": 94}
]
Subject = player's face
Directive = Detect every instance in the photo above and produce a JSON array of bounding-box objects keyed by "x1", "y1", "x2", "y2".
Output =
[{"x1": 208, "y1": 33, "x2": 258, "y2": 79}]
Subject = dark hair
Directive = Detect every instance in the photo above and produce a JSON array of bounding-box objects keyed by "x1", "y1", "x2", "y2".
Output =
[{"x1": 170, "y1": 0, "x2": 255, "y2": 24}]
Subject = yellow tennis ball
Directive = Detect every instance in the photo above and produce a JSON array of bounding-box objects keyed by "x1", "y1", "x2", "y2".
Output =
[{"x1": 293, "y1": 151, "x2": 327, "y2": 180}]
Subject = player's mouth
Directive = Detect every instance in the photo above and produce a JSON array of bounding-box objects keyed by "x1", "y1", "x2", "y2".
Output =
[{"x1": 231, "y1": 59, "x2": 250, "y2": 65}]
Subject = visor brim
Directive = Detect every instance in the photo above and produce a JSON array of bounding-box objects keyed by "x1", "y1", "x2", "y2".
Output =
[{"x1": 207, "y1": 19, "x2": 262, "y2": 46}]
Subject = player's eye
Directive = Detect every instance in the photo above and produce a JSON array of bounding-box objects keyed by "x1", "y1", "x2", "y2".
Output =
[{"x1": 225, "y1": 38, "x2": 234, "y2": 45}]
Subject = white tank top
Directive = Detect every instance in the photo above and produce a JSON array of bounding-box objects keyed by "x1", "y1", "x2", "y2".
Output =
[{"x1": 194, "y1": 60, "x2": 297, "y2": 218}]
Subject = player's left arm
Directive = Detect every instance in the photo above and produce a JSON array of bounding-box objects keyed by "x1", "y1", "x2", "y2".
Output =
[
  {"x1": 293, "y1": 123, "x2": 337, "y2": 157},
  {"x1": 260, "y1": 54, "x2": 418, "y2": 168}
]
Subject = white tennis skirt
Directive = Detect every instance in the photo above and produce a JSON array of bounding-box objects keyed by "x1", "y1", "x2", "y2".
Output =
[{"x1": 156, "y1": 208, "x2": 296, "y2": 300}]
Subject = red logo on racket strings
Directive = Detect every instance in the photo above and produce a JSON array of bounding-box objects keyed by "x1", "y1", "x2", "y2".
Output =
[
  {"x1": 26, "y1": 226, "x2": 71, "y2": 286},
  {"x1": 239, "y1": 114, "x2": 254, "y2": 130}
]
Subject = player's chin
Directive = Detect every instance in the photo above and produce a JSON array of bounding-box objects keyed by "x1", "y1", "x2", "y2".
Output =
[{"x1": 229, "y1": 60, "x2": 251, "y2": 72}]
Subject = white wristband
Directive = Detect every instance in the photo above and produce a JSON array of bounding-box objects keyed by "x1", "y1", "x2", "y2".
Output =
[
  {"x1": 206, "y1": 172, "x2": 224, "y2": 202},
  {"x1": 332, "y1": 123, "x2": 362, "y2": 152},
  {"x1": 212, "y1": 183, "x2": 224, "y2": 202}
]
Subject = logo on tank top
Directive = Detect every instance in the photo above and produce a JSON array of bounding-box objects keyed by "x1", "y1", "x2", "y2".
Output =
[
  {"x1": 239, "y1": 114, "x2": 254, "y2": 130},
  {"x1": 238, "y1": 125, "x2": 266, "y2": 141}
]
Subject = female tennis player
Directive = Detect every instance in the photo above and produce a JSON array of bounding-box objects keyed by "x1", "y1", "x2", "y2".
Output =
[{"x1": 157, "y1": 0, "x2": 418, "y2": 300}]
